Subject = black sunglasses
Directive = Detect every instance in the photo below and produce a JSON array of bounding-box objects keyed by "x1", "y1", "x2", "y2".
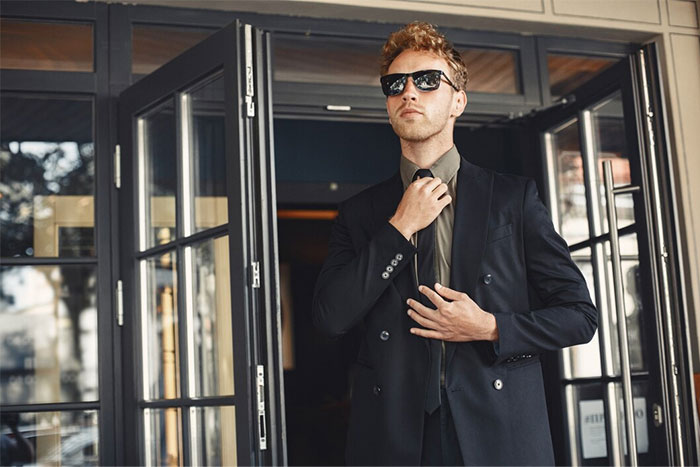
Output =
[{"x1": 380, "y1": 69, "x2": 459, "y2": 97}]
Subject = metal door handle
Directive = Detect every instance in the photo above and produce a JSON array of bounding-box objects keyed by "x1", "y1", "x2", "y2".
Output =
[{"x1": 603, "y1": 160, "x2": 641, "y2": 467}]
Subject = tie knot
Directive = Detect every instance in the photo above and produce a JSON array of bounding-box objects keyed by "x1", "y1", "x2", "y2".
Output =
[{"x1": 413, "y1": 168, "x2": 433, "y2": 181}]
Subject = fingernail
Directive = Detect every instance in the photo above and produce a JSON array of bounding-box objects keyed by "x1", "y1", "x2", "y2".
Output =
[
  {"x1": 435, "y1": 282, "x2": 441, "y2": 289},
  {"x1": 407, "y1": 310, "x2": 411, "y2": 315}
]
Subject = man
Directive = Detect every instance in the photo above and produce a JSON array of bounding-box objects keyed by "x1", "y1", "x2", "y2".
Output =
[{"x1": 312, "y1": 21, "x2": 597, "y2": 466}]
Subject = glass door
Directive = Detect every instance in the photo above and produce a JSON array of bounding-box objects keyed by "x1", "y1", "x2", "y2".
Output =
[
  {"x1": 532, "y1": 45, "x2": 694, "y2": 466},
  {"x1": 118, "y1": 21, "x2": 284, "y2": 466}
]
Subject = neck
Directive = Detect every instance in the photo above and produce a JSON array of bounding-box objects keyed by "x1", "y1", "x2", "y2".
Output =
[{"x1": 399, "y1": 133, "x2": 455, "y2": 168}]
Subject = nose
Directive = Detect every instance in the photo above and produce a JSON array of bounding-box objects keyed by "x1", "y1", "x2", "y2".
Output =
[{"x1": 401, "y1": 76, "x2": 419, "y2": 101}]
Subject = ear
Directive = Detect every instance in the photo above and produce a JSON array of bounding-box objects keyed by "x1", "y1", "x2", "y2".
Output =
[{"x1": 451, "y1": 90, "x2": 467, "y2": 118}]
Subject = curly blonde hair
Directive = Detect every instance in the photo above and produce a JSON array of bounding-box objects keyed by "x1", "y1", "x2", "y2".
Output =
[{"x1": 380, "y1": 21, "x2": 468, "y2": 91}]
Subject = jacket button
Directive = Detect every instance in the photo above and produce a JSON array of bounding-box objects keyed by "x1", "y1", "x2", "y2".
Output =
[
  {"x1": 493, "y1": 379, "x2": 503, "y2": 390},
  {"x1": 390, "y1": 259, "x2": 398, "y2": 267},
  {"x1": 386, "y1": 265, "x2": 394, "y2": 273},
  {"x1": 381, "y1": 271, "x2": 390, "y2": 280},
  {"x1": 482, "y1": 273, "x2": 493, "y2": 285},
  {"x1": 380, "y1": 330, "x2": 390, "y2": 341},
  {"x1": 373, "y1": 385, "x2": 382, "y2": 396},
  {"x1": 395, "y1": 253, "x2": 403, "y2": 261}
]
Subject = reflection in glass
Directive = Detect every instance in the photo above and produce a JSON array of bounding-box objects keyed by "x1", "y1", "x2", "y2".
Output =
[
  {"x1": 144, "y1": 407, "x2": 182, "y2": 467},
  {"x1": 0, "y1": 266, "x2": 98, "y2": 404},
  {"x1": 548, "y1": 54, "x2": 617, "y2": 100},
  {"x1": 184, "y1": 74, "x2": 228, "y2": 234},
  {"x1": 190, "y1": 406, "x2": 237, "y2": 466},
  {"x1": 0, "y1": 19, "x2": 94, "y2": 72},
  {"x1": 566, "y1": 256, "x2": 602, "y2": 378},
  {"x1": 132, "y1": 25, "x2": 214, "y2": 75},
  {"x1": 551, "y1": 118, "x2": 590, "y2": 245},
  {"x1": 138, "y1": 99, "x2": 177, "y2": 250},
  {"x1": 460, "y1": 48, "x2": 520, "y2": 94},
  {"x1": 142, "y1": 252, "x2": 180, "y2": 401},
  {"x1": 0, "y1": 410, "x2": 98, "y2": 466},
  {"x1": 0, "y1": 96, "x2": 94, "y2": 258},
  {"x1": 592, "y1": 91, "x2": 633, "y2": 233},
  {"x1": 188, "y1": 237, "x2": 234, "y2": 397}
]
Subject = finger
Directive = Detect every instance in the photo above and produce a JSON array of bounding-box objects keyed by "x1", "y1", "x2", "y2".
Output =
[
  {"x1": 438, "y1": 194, "x2": 452, "y2": 207},
  {"x1": 406, "y1": 298, "x2": 436, "y2": 317},
  {"x1": 435, "y1": 282, "x2": 468, "y2": 302},
  {"x1": 410, "y1": 328, "x2": 444, "y2": 340},
  {"x1": 432, "y1": 183, "x2": 448, "y2": 198},
  {"x1": 419, "y1": 285, "x2": 447, "y2": 308},
  {"x1": 407, "y1": 308, "x2": 443, "y2": 330},
  {"x1": 421, "y1": 176, "x2": 442, "y2": 192}
]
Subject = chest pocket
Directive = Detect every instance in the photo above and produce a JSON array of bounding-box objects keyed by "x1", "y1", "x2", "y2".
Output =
[{"x1": 487, "y1": 223, "x2": 512, "y2": 243}]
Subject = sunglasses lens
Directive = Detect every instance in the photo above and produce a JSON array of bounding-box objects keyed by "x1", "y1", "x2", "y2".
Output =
[
  {"x1": 381, "y1": 74, "x2": 406, "y2": 96},
  {"x1": 414, "y1": 70, "x2": 442, "y2": 91}
]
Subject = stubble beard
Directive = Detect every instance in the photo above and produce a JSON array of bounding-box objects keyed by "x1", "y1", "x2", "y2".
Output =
[{"x1": 389, "y1": 110, "x2": 451, "y2": 143}]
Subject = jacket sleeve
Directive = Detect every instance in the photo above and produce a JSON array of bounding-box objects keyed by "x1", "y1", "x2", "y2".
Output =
[
  {"x1": 312, "y1": 203, "x2": 417, "y2": 337},
  {"x1": 492, "y1": 179, "x2": 598, "y2": 362}
]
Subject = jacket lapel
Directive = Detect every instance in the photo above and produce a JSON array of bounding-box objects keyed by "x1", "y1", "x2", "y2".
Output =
[{"x1": 446, "y1": 157, "x2": 493, "y2": 367}]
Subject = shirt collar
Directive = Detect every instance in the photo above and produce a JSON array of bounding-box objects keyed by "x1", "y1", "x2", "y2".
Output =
[{"x1": 399, "y1": 145, "x2": 461, "y2": 190}]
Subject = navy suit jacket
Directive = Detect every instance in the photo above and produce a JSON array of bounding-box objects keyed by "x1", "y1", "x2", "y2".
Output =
[{"x1": 312, "y1": 156, "x2": 597, "y2": 465}]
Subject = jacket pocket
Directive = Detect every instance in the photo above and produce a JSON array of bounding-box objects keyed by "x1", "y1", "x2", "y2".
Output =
[{"x1": 487, "y1": 223, "x2": 512, "y2": 243}]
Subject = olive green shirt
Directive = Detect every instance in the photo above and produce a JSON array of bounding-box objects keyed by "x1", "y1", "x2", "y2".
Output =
[{"x1": 399, "y1": 145, "x2": 460, "y2": 288}]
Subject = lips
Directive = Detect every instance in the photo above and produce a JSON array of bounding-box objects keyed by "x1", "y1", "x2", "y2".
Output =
[{"x1": 399, "y1": 108, "x2": 422, "y2": 117}]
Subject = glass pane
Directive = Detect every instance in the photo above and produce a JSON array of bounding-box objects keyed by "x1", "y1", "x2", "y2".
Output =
[
  {"x1": 190, "y1": 406, "x2": 237, "y2": 466},
  {"x1": 565, "y1": 257, "x2": 603, "y2": 378},
  {"x1": 461, "y1": 48, "x2": 520, "y2": 94},
  {"x1": 0, "y1": 96, "x2": 94, "y2": 258},
  {"x1": 604, "y1": 252, "x2": 646, "y2": 375},
  {"x1": 132, "y1": 25, "x2": 214, "y2": 75},
  {"x1": 272, "y1": 33, "x2": 382, "y2": 87},
  {"x1": 142, "y1": 252, "x2": 180, "y2": 401},
  {"x1": 144, "y1": 407, "x2": 182, "y2": 467},
  {"x1": 551, "y1": 118, "x2": 590, "y2": 245},
  {"x1": 0, "y1": 19, "x2": 93, "y2": 72},
  {"x1": 0, "y1": 410, "x2": 98, "y2": 465},
  {"x1": 138, "y1": 99, "x2": 177, "y2": 251},
  {"x1": 592, "y1": 91, "x2": 634, "y2": 234},
  {"x1": 184, "y1": 74, "x2": 228, "y2": 234},
  {"x1": 0, "y1": 265, "x2": 98, "y2": 404},
  {"x1": 548, "y1": 54, "x2": 617, "y2": 100},
  {"x1": 565, "y1": 381, "x2": 650, "y2": 465},
  {"x1": 188, "y1": 237, "x2": 234, "y2": 397}
]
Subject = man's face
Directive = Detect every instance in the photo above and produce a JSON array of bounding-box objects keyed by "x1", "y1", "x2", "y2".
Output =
[{"x1": 385, "y1": 49, "x2": 466, "y2": 143}]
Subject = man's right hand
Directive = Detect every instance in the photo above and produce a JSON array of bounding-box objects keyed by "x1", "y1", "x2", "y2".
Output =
[{"x1": 389, "y1": 176, "x2": 452, "y2": 240}]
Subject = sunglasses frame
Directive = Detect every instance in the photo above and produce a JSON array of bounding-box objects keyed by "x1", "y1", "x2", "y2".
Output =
[{"x1": 380, "y1": 69, "x2": 460, "y2": 97}]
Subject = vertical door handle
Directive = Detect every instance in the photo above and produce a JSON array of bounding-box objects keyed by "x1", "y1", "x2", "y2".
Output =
[{"x1": 603, "y1": 160, "x2": 641, "y2": 467}]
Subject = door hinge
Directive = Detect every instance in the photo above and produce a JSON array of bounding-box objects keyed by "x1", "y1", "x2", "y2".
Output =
[
  {"x1": 652, "y1": 403, "x2": 663, "y2": 427},
  {"x1": 114, "y1": 144, "x2": 121, "y2": 188},
  {"x1": 116, "y1": 280, "x2": 124, "y2": 326},
  {"x1": 256, "y1": 365, "x2": 268, "y2": 450},
  {"x1": 251, "y1": 261, "x2": 261, "y2": 288}
]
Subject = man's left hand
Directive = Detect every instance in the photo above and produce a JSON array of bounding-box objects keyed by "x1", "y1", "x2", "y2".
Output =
[{"x1": 407, "y1": 283, "x2": 499, "y2": 342}]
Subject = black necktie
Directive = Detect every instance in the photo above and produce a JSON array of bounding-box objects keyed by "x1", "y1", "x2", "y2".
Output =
[{"x1": 413, "y1": 169, "x2": 441, "y2": 414}]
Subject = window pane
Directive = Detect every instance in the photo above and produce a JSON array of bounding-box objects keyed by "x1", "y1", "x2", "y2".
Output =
[
  {"x1": 0, "y1": 96, "x2": 94, "y2": 258},
  {"x1": 551, "y1": 118, "x2": 590, "y2": 245},
  {"x1": 461, "y1": 48, "x2": 520, "y2": 94},
  {"x1": 0, "y1": 19, "x2": 93, "y2": 72},
  {"x1": 548, "y1": 54, "x2": 618, "y2": 100},
  {"x1": 272, "y1": 34, "x2": 520, "y2": 95},
  {"x1": 132, "y1": 25, "x2": 214, "y2": 75},
  {"x1": 138, "y1": 99, "x2": 176, "y2": 251},
  {"x1": 190, "y1": 406, "x2": 237, "y2": 466},
  {"x1": 144, "y1": 407, "x2": 182, "y2": 467},
  {"x1": 141, "y1": 252, "x2": 180, "y2": 401},
  {"x1": 0, "y1": 410, "x2": 99, "y2": 465},
  {"x1": 187, "y1": 237, "x2": 234, "y2": 397},
  {"x1": 272, "y1": 34, "x2": 382, "y2": 87},
  {"x1": 564, "y1": 257, "x2": 602, "y2": 379},
  {"x1": 0, "y1": 265, "x2": 98, "y2": 404},
  {"x1": 184, "y1": 74, "x2": 228, "y2": 234}
]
